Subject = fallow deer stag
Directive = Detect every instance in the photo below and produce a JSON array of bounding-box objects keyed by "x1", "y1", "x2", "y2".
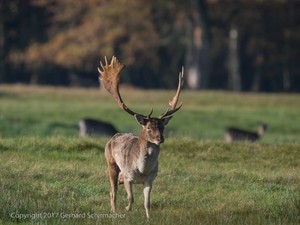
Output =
[{"x1": 98, "y1": 56, "x2": 183, "y2": 219}]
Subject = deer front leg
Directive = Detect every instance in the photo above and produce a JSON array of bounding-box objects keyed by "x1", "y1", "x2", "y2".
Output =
[
  {"x1": 124, "y1": 179, "x2": 134, "y2": 211},
  {"x1": 108, "y1": 163, "x2": 119, "y2": 213},
  {"x1": 143, "y1": 182, "x2": 152, "y2": 219}
]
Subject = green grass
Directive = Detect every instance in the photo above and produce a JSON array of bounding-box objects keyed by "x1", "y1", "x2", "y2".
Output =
[
  {"x1": 0, "y1": 85, "x2": 300, "y2": 224},
  {"x1": 0, "y1": 138, "x2": 299, "y2": 225},
  {"x1": 0, "y1": 85, "x2": 300, "y2": 142}
]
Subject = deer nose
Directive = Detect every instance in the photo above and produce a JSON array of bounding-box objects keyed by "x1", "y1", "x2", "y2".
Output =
[{"x1": 158, "y1": 135, "x2": 164, "y2": 144}]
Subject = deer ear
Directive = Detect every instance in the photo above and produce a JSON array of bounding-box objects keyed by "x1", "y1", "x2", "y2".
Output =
[
  {"x1": 162, "y1": 116, "x2": 173, "y2": 126},
  {"x1": 134, "y1": 114, "x2": 148, "y2": 126}
]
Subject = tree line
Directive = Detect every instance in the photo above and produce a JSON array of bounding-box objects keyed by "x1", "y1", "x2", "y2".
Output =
[{"x1": 0, "y1": 0, "x2": 299, "y2": 91}]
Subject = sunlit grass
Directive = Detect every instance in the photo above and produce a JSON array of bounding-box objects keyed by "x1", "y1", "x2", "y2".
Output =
[
  {"x1": 0, "y1": 137, "x2": 299, "y2": 224},
  {"x1": 0, "y1": 85, "x2": 300, "y2": 224},
  {"x1": 0, "y1": 85, "x2": 300, "y2": 142}
]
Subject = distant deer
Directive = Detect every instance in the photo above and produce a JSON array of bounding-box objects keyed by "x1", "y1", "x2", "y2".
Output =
[
  {"x1": 224, "y1": 123, "x2": 268, "y2": 143},
  {"x1": 79, "y1": 118, "x2": 118, "y2": 137},
  {"x1": 98, "y1": 56, "x2": 183, "y2": 219}
]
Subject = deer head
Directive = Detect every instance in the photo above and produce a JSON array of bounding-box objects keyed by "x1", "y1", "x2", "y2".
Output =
[{"x1": 98, "y1": 56, "x2": 183, "y2": 145}]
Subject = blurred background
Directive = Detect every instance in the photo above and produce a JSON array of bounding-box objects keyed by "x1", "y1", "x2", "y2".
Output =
[{"x1": 0, "y1": 0, "x2": 299, "y2": 91}]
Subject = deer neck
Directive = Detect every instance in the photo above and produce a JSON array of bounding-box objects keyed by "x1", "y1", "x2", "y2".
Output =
[{"x1": 135, "y1": 130, "x2": 160, "y2": 175}]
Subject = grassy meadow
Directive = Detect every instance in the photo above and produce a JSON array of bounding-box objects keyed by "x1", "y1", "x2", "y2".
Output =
[{"x1": 0, "y1": 85, "x2": 300, "y2": 224}]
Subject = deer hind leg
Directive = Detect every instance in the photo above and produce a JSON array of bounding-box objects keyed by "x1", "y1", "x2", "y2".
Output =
[
  {"x1": 143, "y1": 182, "x2": 153, "y2": 219},
  {"x1": 124, "y1": 180, "x2": 134, "y2": 211},
  {"x1": 107, "y1": 163, "x2": 120, "y2": 213}
]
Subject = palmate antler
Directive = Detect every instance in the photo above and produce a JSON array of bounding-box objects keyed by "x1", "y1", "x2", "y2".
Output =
[
  {"x1": 98, "y1": 56, "x2": 183, "y2": 119},
  {"x1": 98, "y1": 56, "x2": 146, "y2": 118}
]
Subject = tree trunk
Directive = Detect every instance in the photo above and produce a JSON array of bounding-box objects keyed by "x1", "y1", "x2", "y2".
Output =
[
  {"x1": 0, "y1": 0, "x2": 8, "y2": 83},
  {"x1": 228, "y1": 25, "x2": 241, "y2": 91},
  {"x1": 185, "y1": 0, "x2": 210, "y2": 90}
]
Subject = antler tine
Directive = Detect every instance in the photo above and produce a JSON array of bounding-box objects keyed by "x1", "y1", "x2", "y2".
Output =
[
  {"x1": 147, "y1": 108, "x2": 153, "y2": 119},
  {"x1": 169, "y1": 66, "x2": 184, "y2": 109},
  {"x1": 159, "y1": 67, "x2": 184, "y2": 119},
  {"x1": 98, "y1": 56, "x2": 147, "y2": 118}
]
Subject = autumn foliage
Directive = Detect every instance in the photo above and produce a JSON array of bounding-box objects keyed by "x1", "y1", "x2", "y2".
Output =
[{"x1": 1, "y1": 0, "x2": 299, "y2": 91}]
